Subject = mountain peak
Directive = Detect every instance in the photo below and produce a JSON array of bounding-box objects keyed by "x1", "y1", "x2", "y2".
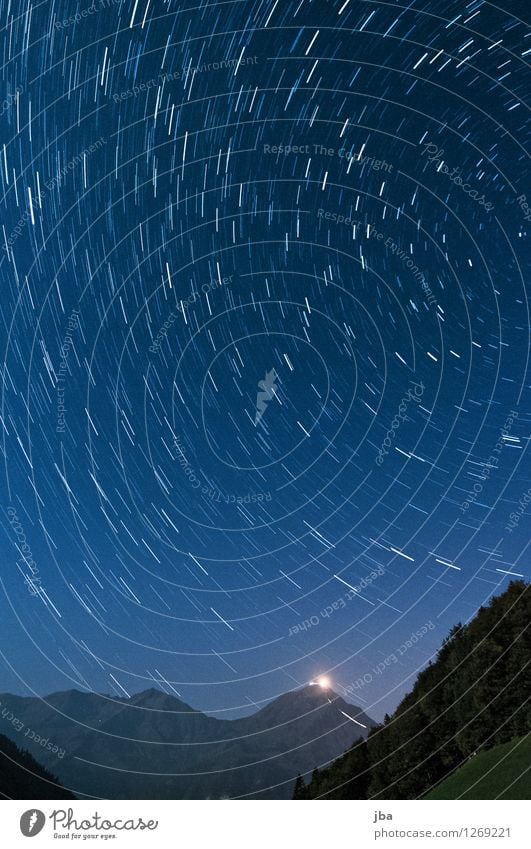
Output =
[
  {"x1": 132, "y1": 687, "x2": 164, "y2": 699},
  {"x1": 301, "y1": 680, "x2": 335, "y2": 694},
  {"x1": 128, "y1": 688, "x2": 194, "y2": 712},
  {"x1": 286, "y1": 683, "x2": 338, "y2": 705}
]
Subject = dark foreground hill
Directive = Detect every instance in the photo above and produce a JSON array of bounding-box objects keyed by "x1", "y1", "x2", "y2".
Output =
[
  {"x1": 425, "y1": 734, "x2": 530, "y2": 800},
  {"x1": 0, "y1": 684, "x2": 375, "y2": 799},
  {"x1": 0, "y1": 734, "x2": 75, "y2": 800},
  {"x1": 295, "y1": 580, "x2": 530, "y2": 799}
]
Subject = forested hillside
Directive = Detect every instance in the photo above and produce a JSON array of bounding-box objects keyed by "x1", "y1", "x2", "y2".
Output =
[
  {"x1": 295, "y1": 581, "x2": 530, "y2": 799},
  {"x1": 0, "y1": 734, "x2": 75, "y2": 800}
]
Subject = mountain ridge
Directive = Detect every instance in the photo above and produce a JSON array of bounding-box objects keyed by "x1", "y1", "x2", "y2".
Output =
[{"x1": 0, "y1": 683, "x2": 375, "y2": 799}]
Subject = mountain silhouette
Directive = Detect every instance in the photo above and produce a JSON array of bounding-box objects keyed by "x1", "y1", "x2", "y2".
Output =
[{"x1": 0, "y1": 684, "x2": 375, "y2": 799}]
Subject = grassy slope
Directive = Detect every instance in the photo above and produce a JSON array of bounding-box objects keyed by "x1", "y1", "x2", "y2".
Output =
[{"x1": 425, "y1": 735, "x2": 530, "y2": 800}]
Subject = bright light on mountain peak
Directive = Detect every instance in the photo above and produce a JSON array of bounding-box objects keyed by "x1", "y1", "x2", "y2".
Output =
[{"x1": 313, "y1": 676, "x2": 331, "y2": 689}]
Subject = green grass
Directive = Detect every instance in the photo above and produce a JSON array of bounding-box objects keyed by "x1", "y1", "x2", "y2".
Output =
[{"x1": 425, "y1": 735, "x2": 530, "y2": 800}]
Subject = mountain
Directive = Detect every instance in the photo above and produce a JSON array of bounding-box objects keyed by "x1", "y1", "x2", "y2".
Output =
[
  {"x1": 0, "y1": 684, "x2": 375, "y2": 799},
  {"x1": 0, "y1": 734, "x2": 75, "y2": 800},
  {"x1": 295, "y1": 580, "x2": 530, "y2": 799}
]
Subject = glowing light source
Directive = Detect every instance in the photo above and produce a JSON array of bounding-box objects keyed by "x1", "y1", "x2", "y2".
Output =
[{"x1": 316, "y1": 676, "x2": 331, "y2": 689}]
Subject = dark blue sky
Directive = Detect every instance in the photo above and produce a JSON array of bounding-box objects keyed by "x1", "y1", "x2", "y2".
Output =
[{"x1": 0, "y1": 0, "x2": 529, "y2": 722}]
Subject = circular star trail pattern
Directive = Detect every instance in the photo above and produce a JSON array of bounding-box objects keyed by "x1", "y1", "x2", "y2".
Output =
[{"x1": 0, "y1": 0, "x2": 529, "y2": 796}]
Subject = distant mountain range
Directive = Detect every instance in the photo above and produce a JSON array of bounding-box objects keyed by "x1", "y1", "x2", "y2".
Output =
[{"x1": 0, "y1": 684, "x2": 375, "y2": 799}]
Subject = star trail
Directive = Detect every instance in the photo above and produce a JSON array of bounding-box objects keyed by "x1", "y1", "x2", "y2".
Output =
[{"x1": 0, "y1": 0, "x2": 529, "y2": 722}]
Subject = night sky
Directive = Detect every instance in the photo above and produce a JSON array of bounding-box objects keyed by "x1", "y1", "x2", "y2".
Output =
[{"x1": 0, "y1": 0, "x2": 529, "y2": 723}]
